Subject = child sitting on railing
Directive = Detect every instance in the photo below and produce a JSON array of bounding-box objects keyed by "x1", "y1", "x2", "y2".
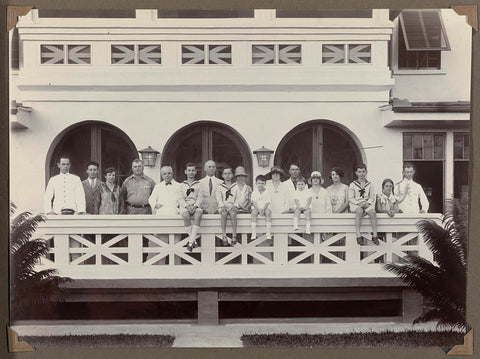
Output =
[
  {"x1": 349, "y1": 163, "x2": 379, "y2": 246},
  {"x1": 251, "y1": 175, "x2": 272, "y2": 240},
  {"x1": 292, "y1": 176, "x2": 312, "y2": 234},
  {"x1": 216, "y1": 167, "x2": 239, "y2": 246}
]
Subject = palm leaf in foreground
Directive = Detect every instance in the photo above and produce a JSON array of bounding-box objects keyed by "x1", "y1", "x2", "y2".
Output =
[
  {"x1": 10, "y1": 202, "x2": 72, "y2": 320},
  {"x1": 383, "y1": 198, "x2": 467, "y2": 329}
]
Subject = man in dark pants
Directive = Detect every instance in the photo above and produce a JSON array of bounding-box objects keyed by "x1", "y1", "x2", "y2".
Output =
[
  {"x1": 82, "y1": 161, "x2": 102, "y2": 215},
  {"x1": 120, "y1": 159, "x2": 156, "y2": 262}
]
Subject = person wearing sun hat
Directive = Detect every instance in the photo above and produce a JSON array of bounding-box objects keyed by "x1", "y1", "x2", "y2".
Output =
[
  {"x1": 265, "y1": 166, "x2": 290, "y2": 214},
  {"x1": 309, "y1": 171, "x2": 332, "y2": 214},
  {"x1": 234, "y1": 166, "x2": 252, "y2": 213}
]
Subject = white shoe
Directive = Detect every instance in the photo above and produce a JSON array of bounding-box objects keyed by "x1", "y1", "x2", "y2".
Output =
[
  {"x1": 251, "y1": 233, "x2": 257, "y2": 240},
  {"x1": 305, "y1": 229, "x2": 311, "y2": 234},
  {"x1": 266, "y1": 233, "x2": 272, "y2": 240}
]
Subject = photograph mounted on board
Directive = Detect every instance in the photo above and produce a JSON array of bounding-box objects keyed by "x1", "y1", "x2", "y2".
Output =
[{"x1": 8, "y1": 7, "x2": 472, "y2": 349}]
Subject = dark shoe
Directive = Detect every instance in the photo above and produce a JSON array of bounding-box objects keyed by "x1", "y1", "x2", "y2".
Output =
[
  {"x1": 372, "y1": 236, "x2": 380, "y2": 245},
  {"x1": 193, "y1": 240, "x2": 199, "y2": 249},
  {"x1": 356, "y1": 236, "x2": 363, "y2": 245},
  {"x1": 222, "y1": 237, "x2": 230, "y2": 246}
]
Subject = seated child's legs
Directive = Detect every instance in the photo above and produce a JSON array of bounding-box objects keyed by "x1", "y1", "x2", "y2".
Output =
[
  {"x1": 294, "y1": 208, "x2": 301, "y2": 219},
  {"x1": 181, "y1": 210, "x2": 192, "y2": 226},
  {"x1": 305, "y1": 208, "x2": 311, "y2": 221},
  {"x1": 193, "y1": 208, "x2": 203, "y2": 226}
]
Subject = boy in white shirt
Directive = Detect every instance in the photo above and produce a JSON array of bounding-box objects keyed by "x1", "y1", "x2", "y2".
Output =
[
  {"x1": 216, "y1": 167, "x2": 239, "y2": 246},
  {"x1": 293, "y1": 177, "x2": 312, "y2": 233},
  {"x1": 251, "y1": 175, "x2": 272, "y2": 240}
]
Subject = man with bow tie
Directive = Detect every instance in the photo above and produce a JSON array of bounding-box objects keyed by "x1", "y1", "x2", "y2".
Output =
[
  {"x1": 395, "y1": 163, "x2": 429, "y2": 214},
  {"x1": 148, "y1": 166, "x2": 180, "y2": 215},
  {"x1": 82, "y1": 161, "x2": 102, "y2": 215}
]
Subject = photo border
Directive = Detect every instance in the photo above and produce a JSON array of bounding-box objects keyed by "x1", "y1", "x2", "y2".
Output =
[{"x1": 1, "y1": 0, "x2": 479, "y2": 357}]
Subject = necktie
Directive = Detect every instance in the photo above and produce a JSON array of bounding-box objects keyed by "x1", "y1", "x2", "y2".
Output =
[
  {"x1": 225, "y1": 189, "x2": 232, "y2": 200},
  {"x1": 165, "y1": 182, "x2": 172, "y2": 186},
  {"x1": 186, "y1": 188, "x2": 194, "y2": 196},
  {"x1": 209, "y1": 178, "x2": 213, "y2": 196},
  {"x1": 90, "y1": 179, "x2": 95, "y2": 188}
]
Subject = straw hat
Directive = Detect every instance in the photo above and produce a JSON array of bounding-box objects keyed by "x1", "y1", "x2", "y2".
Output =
[
  {"x1": 234, "y1": 166, "x2": 248, "y2": 177},
  {"x1": 308, "y1": 171, "x2": 324, "y2": 185}
]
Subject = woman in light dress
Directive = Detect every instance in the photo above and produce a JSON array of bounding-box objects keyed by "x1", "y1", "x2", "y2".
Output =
[
  {"x1": 326, "y1": 167, "x2": 349, "y2": 213},
  {"x1": 309, "y1": 171, "x2": 332, "y2": 214}
]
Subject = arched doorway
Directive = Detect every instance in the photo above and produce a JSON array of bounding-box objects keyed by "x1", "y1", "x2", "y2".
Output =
[
  {"x1": 275, "y1": 121, "x2": 364, "y2": 185},
  {"x1": 162, "y1": 122, "x2": 253, "y2": 185},
  {"x1": 46, "y1": 121, "x2": 138, "y2": 185}
]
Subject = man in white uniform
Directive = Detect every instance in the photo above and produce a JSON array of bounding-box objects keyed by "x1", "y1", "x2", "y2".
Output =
[
  {"x1": 395, "y1": 163, "x2": 429, "y2": 214},
  {"x1": 44, "y1": 155, "x2": 86, "y2": 215}
]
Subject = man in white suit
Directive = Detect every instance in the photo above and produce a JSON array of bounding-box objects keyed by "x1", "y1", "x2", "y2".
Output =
[{"x1": 197, "y1": 160, "x2": 223, "y2": 214}]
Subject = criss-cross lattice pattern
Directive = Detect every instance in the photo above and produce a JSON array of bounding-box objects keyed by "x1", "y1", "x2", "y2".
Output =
[{"x1": 215, "y1": 234, "x2": 274, "y2": 265}]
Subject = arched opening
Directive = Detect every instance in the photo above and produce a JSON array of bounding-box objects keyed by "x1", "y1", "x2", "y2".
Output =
[
  {"x1": 162, "y1": 121, "x2": 253, "y2": 185},
  {"x1": 46, "y1": 121, "x2": 138, "y2": 185},
  {"x1": 275, "y1": 120, "x2": 364, "y2": 185}
]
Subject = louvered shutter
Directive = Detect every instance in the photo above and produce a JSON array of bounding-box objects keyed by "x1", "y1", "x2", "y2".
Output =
[{"x1": 399, "y1": 10, "x2": 450, "y2": 51}]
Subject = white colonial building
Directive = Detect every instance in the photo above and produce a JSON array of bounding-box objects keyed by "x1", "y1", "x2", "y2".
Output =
[{"x1": 9, "y1": 9, "x2": 470, "y2": 324}]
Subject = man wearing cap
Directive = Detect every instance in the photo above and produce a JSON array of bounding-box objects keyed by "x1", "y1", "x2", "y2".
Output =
[
  {"x1": 233, "y1": 166, "x2": 252, "y2": 213},
  {"x1": 120, "y1": 159, "x2": 156, "y2": 214},
  {"x1": 284, "y1": 163, "x2": 302, "y2": 211},
  {"x1": 265, "y1": 166, "x2": 290, "y2": 214},
  {"x1": 198, "y1": 160, "x2": 223, "y2": 214},
  {"x1": 44, "y1": 155, "x2": 86, "y2": 215}
]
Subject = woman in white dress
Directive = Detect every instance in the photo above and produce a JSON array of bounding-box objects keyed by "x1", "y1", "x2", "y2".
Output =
[
  {"x1": 265, "y1": 166, "x2": 290, "y2": 214},
  {"x1": 326, "y1": 167, "x2": 349, "y2": 213},
  {"x1": 309, "y1": 171, "x2": 332, "y2": 214}
]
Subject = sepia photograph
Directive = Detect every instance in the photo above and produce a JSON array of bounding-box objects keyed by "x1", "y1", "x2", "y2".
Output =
[{"x1": 6, "y1": 3, "x2": 474, "y2": 354}]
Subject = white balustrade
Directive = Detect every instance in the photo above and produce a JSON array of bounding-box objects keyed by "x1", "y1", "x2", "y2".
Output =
[{"x1": 36, "y1": 214, "x2": 439, "y2": 280}]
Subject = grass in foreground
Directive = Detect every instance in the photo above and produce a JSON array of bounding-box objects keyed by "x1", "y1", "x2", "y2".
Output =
[
  {"x1": 241, "y1": 330, "x2": 464, "y2": 348},
  {"x1": 20, "y1": 334, "x2": 175, "y2": 347}
]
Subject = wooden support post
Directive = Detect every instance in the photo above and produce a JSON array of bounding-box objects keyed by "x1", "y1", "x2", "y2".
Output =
[
  {"x1": 128, "y1": 234, "x2": 143, "y2": 265},
  {"x1": 402, "y1": 289, "x2": 423, "y2": 323},
  {"x1": 197, "y1": 291, "x2": 218, "y2": 325},
  {"x1": 55, "y1": 234, "x2": 70, "y2": 267}
]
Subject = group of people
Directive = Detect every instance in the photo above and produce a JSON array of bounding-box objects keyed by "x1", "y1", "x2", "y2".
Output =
[{"x1": 44, "y1": 155, "x2": 429, "y2": 250}]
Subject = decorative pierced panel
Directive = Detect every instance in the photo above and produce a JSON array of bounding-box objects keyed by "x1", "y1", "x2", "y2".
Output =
[
  {"x1": 278, "y1": 45, "x2": 302, "y2": 64},
  {"x1": 252, "y1": 44, "x2": 301, "y2": 64},
  {"x1": 67, "y1": 45, "x2": 91, "y2": 64},
  {"x1": 138, "y1": 45, "x2": 162, "y2": 64},
  {"x1": 182, "y1": 45, "x2": 206, "y2": 64},
  {"x1": 41, "y1": 45, "x2": 91, "y2": 65},
  {"x1": 347, "y1": 44, "x2": 371, "y2": 63},
  {"x1": 40, "y1": 45, "x2": 65, "y2": 64},
  {"x1": 322, "y1": 44, "x2": 345, "y2": 63},
  {"x1": 208, "y1": 45, "x2": 232, "y2": 64},
  {"x1": 111, "y1": 45, "x2": 162, "y2": 65}
]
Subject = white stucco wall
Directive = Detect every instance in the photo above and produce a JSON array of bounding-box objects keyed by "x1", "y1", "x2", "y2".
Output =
[{"x1": 391, "y1": 9, "x2": 472, "y2": 102}]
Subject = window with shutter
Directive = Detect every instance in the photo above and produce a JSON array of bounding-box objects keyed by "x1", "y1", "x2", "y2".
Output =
[{"x1": 397, "y1": 10, "x2": 450, "y2": 70}]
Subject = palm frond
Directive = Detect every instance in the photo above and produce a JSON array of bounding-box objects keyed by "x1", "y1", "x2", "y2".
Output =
[
  {"x1": 10, "y1": 204, "x2": 73, "y2": 320},
  {"x1": 384, "y1": 197, "x2": 467, "y2": 328},
  {"x1": 417, "y1": 219, "x2": 465, "y2": 273}
]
